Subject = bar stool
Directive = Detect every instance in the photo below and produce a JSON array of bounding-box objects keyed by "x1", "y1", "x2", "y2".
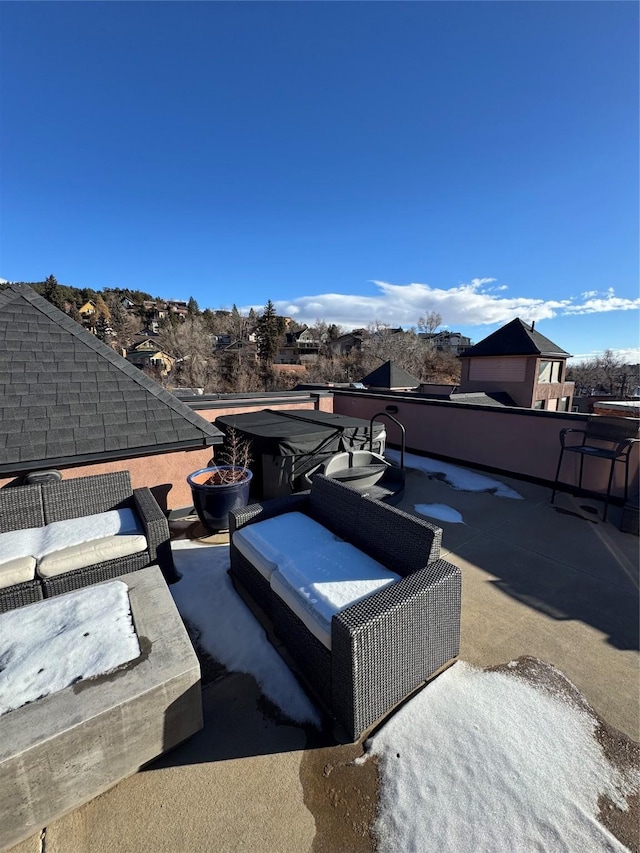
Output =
[{"x1": 551, "y1": 415, "x2": 639, "y2": 521}]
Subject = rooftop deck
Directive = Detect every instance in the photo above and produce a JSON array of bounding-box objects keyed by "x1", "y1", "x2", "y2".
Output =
[{"x1": 9, "y1": 464, "x2": 638, "y2": 853}]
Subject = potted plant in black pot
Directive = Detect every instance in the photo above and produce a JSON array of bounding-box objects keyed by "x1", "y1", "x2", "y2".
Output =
[{"x1": 187, "y1": 429, "x2": 253, "y2": 532}]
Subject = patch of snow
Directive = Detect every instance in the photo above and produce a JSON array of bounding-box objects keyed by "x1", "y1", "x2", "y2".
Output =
[
  {"x1": 386, "y1": 449, "x2": 523, "y2": 499},
  {"x1": 414, "y1": 503, "x2": 464, "y2": 524},
  {"x1": 0, "y1": 581, "x2": 139, "y2": 716},
  {"x1": 170, "y1": 541, "x2": 321, "y2": 727},
  {"x1": 368, "y1": 661, "x2": 634, "y2": 853}
]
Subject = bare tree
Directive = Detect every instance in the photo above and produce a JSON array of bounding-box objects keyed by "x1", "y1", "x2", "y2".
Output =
[
  {"x1": 417, "y1": 311, "x2": 443, "y2": 336},
  {"x1": 158, "y1": 316, "x2": 220, "y2": 391}
]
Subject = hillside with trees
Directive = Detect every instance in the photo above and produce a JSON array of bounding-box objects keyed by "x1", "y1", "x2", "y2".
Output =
[{"x1": 4, "y1": 276, "x2": 636, "y2": 397}]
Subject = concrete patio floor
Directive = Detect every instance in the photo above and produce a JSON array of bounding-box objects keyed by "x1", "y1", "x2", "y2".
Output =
[{"x1": 8, "y1": 469, "x2": 639, "y2": 853}]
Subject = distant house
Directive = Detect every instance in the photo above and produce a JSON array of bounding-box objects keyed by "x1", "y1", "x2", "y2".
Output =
[
  {"x1": 360, "y1": 360, "x2": 420, "y2": 391},
  {"x1": 78, "y1": 300, "x2": 96, "y2": 318},
  {"x1": 126, "y1": 338, "x2": 175, "y2": 375},
  {"x1": 276, "y1": 327, "x2": 321, "y2": 365},
  {"x1": 325, "y1": 330, "x2": 367, "y2": 357},
  {"x1": 457, "y1": 318, "x2": 574, "y2": 411},
  {"x1": 421, "y1": 330, "x2": 472, "y2": 355}
]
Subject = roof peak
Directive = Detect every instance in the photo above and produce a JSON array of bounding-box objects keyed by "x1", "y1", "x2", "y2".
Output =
[{"x1": 459, "y1": 317, "x2": 571, "y2": 359}]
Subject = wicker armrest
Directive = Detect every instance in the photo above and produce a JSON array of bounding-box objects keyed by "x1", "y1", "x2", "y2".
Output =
[
  {"x1": 133, "y1": 488, "x2": 179, "y2": 583},
  {"x1": 229, "y1": 492, "x2": 311, "y2": 534},
  {"x1": 331, "y1": 559, "x2": 461, "y2": 739}
]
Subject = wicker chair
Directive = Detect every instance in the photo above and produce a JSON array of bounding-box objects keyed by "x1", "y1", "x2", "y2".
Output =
[
  {"x1": 0, "y1": 471, "x2": 178, "y2": 612},
  {"x1": 229, "y1": 475, "x2": 461, "y2": 741},
  {"x1": 551, "y1": 415, "x2": 640, "y2": 521}
]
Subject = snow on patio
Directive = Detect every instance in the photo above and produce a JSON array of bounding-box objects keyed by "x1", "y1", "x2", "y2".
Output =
[
  {"x1": 170, "y1": 540, "x2": 320, "y2": 726},
  {"x1": 0, "y1": 581, "x2": 139, "y2": 716},
  {"x1": 170, "y1": 541, "x2": 636, "y2": 852},
  {"x1": 414, "y1": 503, "x2": 464, "y2": 524},
  {"x1": 386, "y1": 449, "x2": 523, "y2": 498}
]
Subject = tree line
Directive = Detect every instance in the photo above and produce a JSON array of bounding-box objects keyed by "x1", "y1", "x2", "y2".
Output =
[
  {"x1": 15, "y1": 275, "x2": 637, "y2": 398},
  {"x1": 566, "y1": 351, "x2": 639, "y2": 398}
]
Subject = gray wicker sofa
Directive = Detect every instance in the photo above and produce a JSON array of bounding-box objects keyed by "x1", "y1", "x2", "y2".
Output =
[
  {"x1": 229, "y1": 475, "x2": 461, "y2": 741},
  {"x1": 0, "y1": 471, "x2": 178, "y2": 613}
]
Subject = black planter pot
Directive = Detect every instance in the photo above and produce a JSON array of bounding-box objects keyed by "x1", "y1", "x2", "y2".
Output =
[{"x1": 187, "y1": 466, "x2": 253, "y2": 532}]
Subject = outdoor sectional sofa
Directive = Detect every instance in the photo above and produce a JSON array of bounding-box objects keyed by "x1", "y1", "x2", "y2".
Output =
[
  {"x1": 0, "y1": 471, "x2": 178, "y2": 613},
  {"x1": 229, "y1": 474, "x2": 462, "y2": 741}
]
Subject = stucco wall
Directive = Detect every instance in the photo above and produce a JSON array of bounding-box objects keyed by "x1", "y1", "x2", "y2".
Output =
[
  {"x1": 333, "y1": 392, "x2": 639, "y2": 498},
  {"x1": 0, "y1": 446, "x2": 213, "y2": 511}
]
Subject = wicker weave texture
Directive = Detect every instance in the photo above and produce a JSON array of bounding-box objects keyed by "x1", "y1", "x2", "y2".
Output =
[
  {"x1": 0, "y1": 473, "x2": 176, "y2": 609},
  {"x1": 0, "y1": 579, "x2": 43, "y2": 614},
  {"x1": 229, "y1": 492, "x2": 311, "y2": 535},
  {"x1": 42, "y1": 472, "x2": 133, "y2": 523},
  {"x1": 0, "y1": 484, "x2": 45, "y2": 532},
  {"x1": 227, "y1": 476, "x2": 461, "y2": 741},
  {"x1": 229, "y1": 547, "x2": 272, "y2": 615},
  {"x1": 332, "y1": 560, "x2": 461, "y2": 739},
  {"x1": 270, "y1": 590, "x2": 333, "y2": 708}
]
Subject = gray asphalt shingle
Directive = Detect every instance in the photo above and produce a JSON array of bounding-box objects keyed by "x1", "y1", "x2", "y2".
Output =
[{"x1": 0, "y1": 285, "x2": 223, "y2": 474}]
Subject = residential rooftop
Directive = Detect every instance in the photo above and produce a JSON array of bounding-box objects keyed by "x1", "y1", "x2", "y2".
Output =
[{"x1": 6, "y1": 458, "x2": 639, "y2": 853}]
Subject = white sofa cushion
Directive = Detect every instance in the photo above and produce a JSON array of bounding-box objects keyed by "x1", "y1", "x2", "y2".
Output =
[
  {"x1": 0, "y1": 509, "x2": 146, "y2": 581},
  {"x1": 232, "y1": 512, "x2": 342, "y2": 580},
  {"x1": 0, "y1": 527, "x2": 44, "y2": 566},
  {"x1": 0, "y1": 556, "x2": 37, "y2": 590},
  {"x1": 262, "y1": 515, "x2": 400, "y2": 650},
  {"x1": 37, "y1": 534, "x2": 148, "y2": 578},
  {"x1": 39, "y1": 509, "x2": 143, "y2": 557}
]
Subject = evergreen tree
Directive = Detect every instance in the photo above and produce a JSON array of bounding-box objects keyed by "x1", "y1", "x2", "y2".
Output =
[
  {"x1": 43, "y1": 275, "x2": 65, "y2": 311},
  {"x1": 68, "y1": 301, "x2": 82, "y2": 324},
  {"x1": 95, "y1": 313, "x2": 110, "y2": 342},
  {"x1": 256, "y1": 300, "x2": 282, "y2": 365},
  {"x1": 187, "y1": 296, "x2": 200, "y2": 316}
]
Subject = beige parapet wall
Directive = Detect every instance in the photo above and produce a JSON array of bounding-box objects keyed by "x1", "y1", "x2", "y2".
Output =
[{"x1": 332, "y1": 392, "x2": 639, "y2": 499}]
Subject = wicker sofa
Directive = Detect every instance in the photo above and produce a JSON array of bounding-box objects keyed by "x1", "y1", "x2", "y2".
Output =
[
  {"x1": 229, "y1": 475, "x2": 461, "y2": 741},
  {"x1": 0, "y1": 471, "x2": 178, "y2": 613}
]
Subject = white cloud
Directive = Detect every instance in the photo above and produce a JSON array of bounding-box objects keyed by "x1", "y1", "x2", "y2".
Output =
[
  {"x1": 562, "y1": 294, "x2": 640, "y2": 315},
  {"x1": 241, "y1": 278, "x2": 639, "y2": 331}
]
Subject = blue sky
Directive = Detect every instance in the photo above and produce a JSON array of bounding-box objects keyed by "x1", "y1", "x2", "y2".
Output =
[{"x1": 1, "y1": 2, "x2": 638, "y2": 362}]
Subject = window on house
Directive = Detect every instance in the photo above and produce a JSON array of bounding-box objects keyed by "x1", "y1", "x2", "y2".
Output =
[
  {"x1": 538, "y1": 361, "x2": 562, "y2": 383},
  {"x1": 534, "y1": 400, "x2": 545, "y2": 410},
  {"x1": 560, "y1": 397, "x2": 570, "y2": 411}
]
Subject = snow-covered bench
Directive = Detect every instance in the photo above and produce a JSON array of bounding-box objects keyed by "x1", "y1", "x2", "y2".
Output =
[
  {"x1": 0, "y1": 472, "x2": 178, "y2": 612},
  {"x1": 229, "y1": 474, "x2": 461, "y2": 741}
]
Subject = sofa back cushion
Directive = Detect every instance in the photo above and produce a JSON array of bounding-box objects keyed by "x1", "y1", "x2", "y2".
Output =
[
  {"x1": 42, "y1": 472, "x2": 133, "y2": 523},
  {"x1": 0, "y1": 484, "x2": 45, "y2": 533}
]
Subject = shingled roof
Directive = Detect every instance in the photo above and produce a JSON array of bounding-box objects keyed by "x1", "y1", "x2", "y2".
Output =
[
  {"x1": 458, "y1": 318, "x2": 571, "y2": 359},
  {"x1": 0, "y1": 285, "x2": 223, "y2": 475},
  {"x1": 361, "y1": 360, "x2": 420, "y2": 389}
]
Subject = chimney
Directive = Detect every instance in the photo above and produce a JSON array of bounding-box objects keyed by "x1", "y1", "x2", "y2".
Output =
[{"x1": 531, "y1": 321, "x2": 535, "y2": 332}]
